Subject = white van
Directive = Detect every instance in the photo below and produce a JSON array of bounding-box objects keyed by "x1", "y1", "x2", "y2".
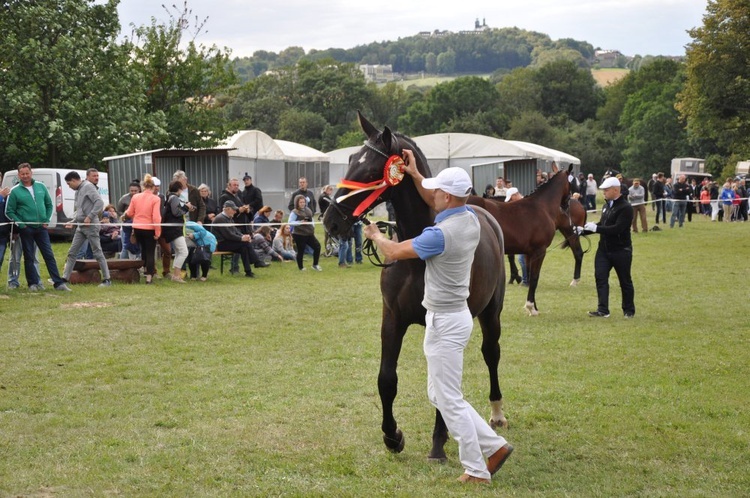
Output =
[{"x1": 1, "y1": 168, "x2": 109, "y2": 237}]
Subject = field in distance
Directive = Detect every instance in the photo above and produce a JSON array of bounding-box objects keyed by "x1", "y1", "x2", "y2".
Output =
[{"x1": 388, "y1": 68, "x2": 629, "y2": 89}]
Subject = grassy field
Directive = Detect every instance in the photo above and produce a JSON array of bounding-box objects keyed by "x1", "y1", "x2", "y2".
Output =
[
  {"x1": 591, "y1": 68, "x2": 630, "y2": 86},
  {"x1": 1, "y1": 215, "x2": 749, "y2": 496}
]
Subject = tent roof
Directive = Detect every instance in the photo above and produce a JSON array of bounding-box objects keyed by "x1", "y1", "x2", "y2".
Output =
[
  {"x1": 413, "y1": 133, "x2": 539, "y2": 161},
  {"x1": 222, "y1": 130, "x2": 329, "y2": 162},
  {"x1": 325, "y1": 145, "x2": 362, "y2": 165},
  {"x1": 505, "y1": 140, "x2": 580, "y2": 165},
  {"x1": 325, "y1": 133, "x2": 581, "y2": 166}
]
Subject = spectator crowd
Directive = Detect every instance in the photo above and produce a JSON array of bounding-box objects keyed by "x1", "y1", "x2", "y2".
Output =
[{"x1": 1, "y1": 163, "x2": 365, "y2": 291}]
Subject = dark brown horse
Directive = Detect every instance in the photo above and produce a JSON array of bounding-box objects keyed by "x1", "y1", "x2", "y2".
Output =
[
  {"x1": 323, "y1": 113, "x2": 508, "y2": 461},
  {"x1": 468, "y1": 164, "x2": 573, "y2": 316},
  {"x1": 506, "y1": 197, "x2": 588, "y2": 287}
]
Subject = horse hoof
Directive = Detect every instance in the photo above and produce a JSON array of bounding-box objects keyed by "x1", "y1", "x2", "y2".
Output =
[
  {"x1": 523, "y1": 302, "x2": 538, "y2": 316},
  {"x1": 490, "y1": 417, "x2": 509, "y2": 430},
  {"x1": 384, "y1": 429, "x2": 405, "y2": 453},
  {"x1": 427, "y1": 455, "x2": 448, "y2": 464},
  {"x1": 570, "y1": 279, "x2": 580, "y2": 287}
]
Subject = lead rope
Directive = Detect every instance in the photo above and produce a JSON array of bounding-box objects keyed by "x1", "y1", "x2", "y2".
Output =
[{"x1": 360, "y1": 218, "x2": 397, "y2": 268}]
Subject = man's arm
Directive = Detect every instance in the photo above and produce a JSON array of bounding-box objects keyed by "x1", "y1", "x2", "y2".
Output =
[{"x1": 364, "y1": 224, "x2": 418, "y2": 260}]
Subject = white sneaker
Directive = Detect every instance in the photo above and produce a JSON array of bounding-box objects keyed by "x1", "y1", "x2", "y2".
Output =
[
  {"x1": 29, "y1": 284, "x2": 45, "y2": 292},
  {"x1": 55, "y1": 283, "x2": 73, "y2": 292},
  {"x1": 312, "y1": 265, "x2": 323, "y2": 272}
]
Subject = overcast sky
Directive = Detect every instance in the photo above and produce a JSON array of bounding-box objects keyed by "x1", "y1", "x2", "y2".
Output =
[{"x1": 116, "y1": 0, "x2": 709, "y2": 58}]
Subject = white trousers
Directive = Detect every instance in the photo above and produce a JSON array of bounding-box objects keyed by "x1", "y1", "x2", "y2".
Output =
[{"x1": 424, "y1": 309, "x2": 507, "y2": 479}]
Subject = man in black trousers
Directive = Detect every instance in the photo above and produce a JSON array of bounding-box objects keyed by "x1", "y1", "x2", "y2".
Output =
[{"x1": 577, "y1": 176, "x2": 635, "y2": 318}]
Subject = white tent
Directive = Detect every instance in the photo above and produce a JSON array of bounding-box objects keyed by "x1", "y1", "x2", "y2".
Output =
[{"x1": 223, "y1": 130, "x2": 329, "y2": 163}]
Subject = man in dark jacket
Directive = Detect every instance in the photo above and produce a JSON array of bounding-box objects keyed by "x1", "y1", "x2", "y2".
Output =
[
  {"x1": 578, "y1": 176, "x2": 635, "y2": 318},
  {"x1": 652, "y1": 173, "x2": 666, "y2": 225},
  {"x1": 212, "y1": 201, "x2": 268, "y2": 277},
  {"x1": 241, "y1": 174, "x2": 263, "y2": 216},
  {"x1": 287, "y1": 176, "x2": 317, "y2": 213},
  {"x1": 218, "y1": 178, "x2": 252, "y2": 234},
  {"x1": 670, "y1": 174, "x2": 690, "y2": 228}
]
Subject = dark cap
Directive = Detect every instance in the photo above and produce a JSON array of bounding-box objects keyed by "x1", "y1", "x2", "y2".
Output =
[
  {"x1": 223, "y1": 200, "x2": 239, "y2": 210},
  {"x1": 242, "y1": 174, "x2": 252, "y2": 181}
]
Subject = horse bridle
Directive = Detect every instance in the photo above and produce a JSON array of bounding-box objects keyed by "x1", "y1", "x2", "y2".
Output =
[{"x1": 331, "y1": 138, "x2": 404, "y2": 221}]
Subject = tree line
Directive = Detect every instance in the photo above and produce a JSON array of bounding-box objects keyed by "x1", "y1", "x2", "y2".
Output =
[{"x1": 1, "y1": 0, "x2": 746, "y2": 182}]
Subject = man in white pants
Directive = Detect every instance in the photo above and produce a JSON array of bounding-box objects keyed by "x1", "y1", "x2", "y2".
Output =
[{"x1": 365, "y1": 153, "x2": 513, "y2": 485}]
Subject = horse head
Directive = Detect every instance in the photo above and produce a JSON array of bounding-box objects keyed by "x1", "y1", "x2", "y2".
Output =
[
  {"x1": 323, "y1": 112, "x2": 431, "y2": 238},
  {"x1": 602, "y1": 168, "x2": 620, "y2": 183}
]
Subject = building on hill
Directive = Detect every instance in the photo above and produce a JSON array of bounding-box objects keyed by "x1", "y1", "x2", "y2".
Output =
[
  {"x1": 594, "y1": 49, "x2": 627, "y2": 68},
  {"x1": 359, "y1": 64, "x2": 393, "y2": 83}
]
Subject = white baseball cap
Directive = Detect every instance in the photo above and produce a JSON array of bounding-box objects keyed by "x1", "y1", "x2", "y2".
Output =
[
  {"x1": 504, "y1": 187, "x2": 519, "y2": 201},
  {"x1": 421, "y1": 167, "x2": 473, "y2": 197},
  {"x1": 599, "y1": 177, "x2": 621, "y2": 189},
  {"x1": 153, "y1": 177, "x2": 161, "y2": 186}
]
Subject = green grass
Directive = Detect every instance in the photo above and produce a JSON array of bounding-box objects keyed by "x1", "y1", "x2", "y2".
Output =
[{"x1": 1, "y1": 217, "x2": 749, "y2": 496}]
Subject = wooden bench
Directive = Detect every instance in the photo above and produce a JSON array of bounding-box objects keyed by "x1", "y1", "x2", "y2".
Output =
[
  {"x1": 70, "y1": 259, "x2": 143, "y2": 284},
  {"x1": 212, "y1": 251, "x2": 234, "y2": 274}
]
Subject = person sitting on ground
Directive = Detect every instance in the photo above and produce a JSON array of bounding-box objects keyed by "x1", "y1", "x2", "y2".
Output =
[
  {"x1": 252, "y1": 205, "x2": 273, "y2": 231},
  {"x1": 252, "y1": 225, "x2": 285, "y2": 263},
  {"x1": 270, "y1": 209, "x2": 284, "y2": 240},
  {"x1": 272, "y1": 224, "x2": 296, "y2": 261},
  {"x1": 185, "y1": 220, "x2": 216, "y2": 281},
  {"x1": 212, "y1": 201, "x2": 268, "y2": 277},
  {"x1": 99, "y1": 211, "x2": 122, "y2": 255}
]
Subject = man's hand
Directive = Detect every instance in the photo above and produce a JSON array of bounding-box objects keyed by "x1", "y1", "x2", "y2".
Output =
[
  {"x1": 83, "y1": 216, "x2": 91, "y2": 226},
  {"x1": 573, "y1": 226, "x2": 584, "y2": 235},
  {"x1": 584, "y1": 222, "x2": 597, "y2": 233},
  {"x1": 64, "y1": 223, "x2": 73, "y2": 229},
  {"x1": 364, "y1": 223, "x2": 381, "y2": 240},
  {"x1": 401, "y1": 149, "x2": 418, "y2": 177}
]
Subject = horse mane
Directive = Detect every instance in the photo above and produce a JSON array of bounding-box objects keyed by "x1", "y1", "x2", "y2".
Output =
[{"x1": 525, "y1": 166, "x2": 569, "y2": 199}]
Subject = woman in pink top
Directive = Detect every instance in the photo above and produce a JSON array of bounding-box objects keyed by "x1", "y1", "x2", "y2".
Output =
[{"x1": 124, "y1": 174, "x2": 162, "y2": 283}]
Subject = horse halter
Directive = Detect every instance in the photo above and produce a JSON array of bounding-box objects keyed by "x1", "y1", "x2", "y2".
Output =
[{"x1": 334, "y1": 140, "x2": 406, "y2": 218}]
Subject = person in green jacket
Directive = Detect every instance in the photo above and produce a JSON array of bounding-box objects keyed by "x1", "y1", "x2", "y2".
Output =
[{"x1": 4, "y1": 163, "x2": 71, "y2": 291}]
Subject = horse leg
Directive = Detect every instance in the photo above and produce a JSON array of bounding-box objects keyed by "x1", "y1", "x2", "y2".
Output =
[
  {"x1": 561, "y1": 226, "x2": 584, "y2": 286},
  {"x1": 524, "y1": 252, "x2": 545, "y2": 316},
  {"x1": 378, "y1": 312, "x2": 408, "y2": 453},
  {"x1": 477, "y1": 303, "x2": 508, "y2": 430},
  {"x1": 506, "y1": 254, "x2": 521, "y2": 284},
  {"x1": 429, "y1": 410, "x2": 450, "y2": 462}
]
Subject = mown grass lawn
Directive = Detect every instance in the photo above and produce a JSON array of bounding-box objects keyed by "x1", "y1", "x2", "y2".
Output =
[{"x1": 1, "y1": 215, "x2": 749, "y2": 496}]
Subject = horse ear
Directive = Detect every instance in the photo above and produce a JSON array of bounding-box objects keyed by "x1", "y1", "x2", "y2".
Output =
[
  {"x1": 382, "y1": 126, "x2": 394, "y2": 152},
  {"x1": 357, "y1": 111, "x2": 379, "y2": 139},
  {"x1": 551, "y1": 161, "x2": 559, "y2": 174},
  {"x1": 567, "y1": 164, "x2": 573, "y2": 174}
]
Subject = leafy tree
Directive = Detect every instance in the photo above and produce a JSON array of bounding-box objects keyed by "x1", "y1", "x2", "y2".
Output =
[
  {"x1": 677, "y1": 0, "x2": 750, "y2": 157},
  {"x1": 127, "y1": 2, "x2": 238, "y2": 149},
  {"x1": 291, "y1": 59, "x2": 370, "y2": 127},
  {"x1": 0, "y1": 0, "x2": 166, "y2": 169},
  {"x1": 436, "y1": 50, "x2": 456, "y2": 74},
  {"x1": 277, "y1": 109, "x2": 328, "y2": 150},
  {"x1": 505, "y1": 111, "x2": 561, "y2": 147},
  {"x1": 399, "y1": 77, "x2": 503, "y2": 135},
  {"x1": 495, "y1": 67, "x2": 541, "y2": 118},
  {"x1": 534, "y1": 60, "x2": 603, "y2": 122}
]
